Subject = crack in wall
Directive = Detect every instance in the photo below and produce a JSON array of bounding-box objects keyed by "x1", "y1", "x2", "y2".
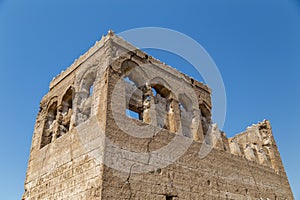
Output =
[
  {"x1": 146, "y1": 130, "x2": 156, "y2": 165},
  {"x1": 122, "y1": 163, "x2": 135, "y2": 200},
  {"x1": 246, "y1": 159, "x2": 262, "y2": 197}
]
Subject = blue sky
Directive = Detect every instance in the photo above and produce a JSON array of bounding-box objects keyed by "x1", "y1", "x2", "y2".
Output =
[{"x1": 0, "y1": 0, "x2": 299, "y2": 199}]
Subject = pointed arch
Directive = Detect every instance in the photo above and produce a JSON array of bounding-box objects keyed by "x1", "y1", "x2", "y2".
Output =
[
  {"x1": 40, "y1": 101, "x2": 58, "y2": 148},
  {"x1": 56, "y1": 87, "x2": 74, "y2": 138},
  {"x1": 75, "y1": 67, "x2": 97, "y2": 125}
]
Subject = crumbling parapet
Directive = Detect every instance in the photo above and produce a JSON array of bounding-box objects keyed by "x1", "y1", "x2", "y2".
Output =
[{"x1": 228, "y1": 120, "x2": 285, "y2": 174}]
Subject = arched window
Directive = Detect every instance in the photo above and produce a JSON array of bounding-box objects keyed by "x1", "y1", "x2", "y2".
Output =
[
  {"x1": 121, "y1": 60, "x2": 146, "y2": 122},
  {"x1": 62, "y1": 87, "x2": 73, "y2": 113},
  {"x1": 199, "y1": 104, "x2": 211, "y2": 136},
  {"x1": 76, "y1": 69, "x2": 97, "y2": 125},
  {"x1": 121, "y1": 60, "x2": 181, "y2": 132},
  {"x1": 40, "y1": 101, "x2": 57, "y2": 148},
  {"x1": 151, "y1": 84, "x2": 171, "y2": 129},
  {"x1": 178, "y1": 94, "x2": 193, "y2": 137},
  {"x1": 124, "y1": 75, "x2": 143, "y2": 120},
  {"x1": 56, "y1": 87, "x2": 73, "y2": 138}
]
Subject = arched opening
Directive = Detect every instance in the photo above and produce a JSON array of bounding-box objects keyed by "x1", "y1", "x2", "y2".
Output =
[
  {"x1": 123, "y1": 75, "x2": 144, "y2": 121},
  {"x1": 120, "y1": 60, "x2": 181, "y2": 132},
  {"x1": 199, "y1": 104, "x2": 211, "y2": 136},
  {"x1": 76, "y1": 69, "x2": 97, "y2": 125},
  {"x1": 40, "y1": 102, "x2": 57, "y2": 148},
  {"x1": 178, "y1": 94, "x2": 193, "y2": 137},
  {"x1": 121, "y1": 60, "x2": 147, "y2": 122},
  {"x1": 56, "y1": 87, "x2": 73, "y2": 138},
  {"x1": 151, "y1": 83, "x2": 172, "y2": 129},
  {"x1": 62, "y1": 87, "x2": 73, "y2": 114}
]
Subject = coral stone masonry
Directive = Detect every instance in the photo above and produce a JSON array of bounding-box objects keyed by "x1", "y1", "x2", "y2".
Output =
[{"x1": 23, "y1": 31, "x2": 294, "y2": 199}]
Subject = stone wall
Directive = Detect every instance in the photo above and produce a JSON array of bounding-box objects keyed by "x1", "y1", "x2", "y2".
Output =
[{"x1": 101, "y1": 53, "x2": 294, "y2": 199}]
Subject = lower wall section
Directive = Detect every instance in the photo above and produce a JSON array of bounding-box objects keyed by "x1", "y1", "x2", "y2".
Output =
[
  {"x1": 22, "y1": 130, "x2": 104, "y2": 200},
  {"x1": 23, "y1": 120, "x2": 293, "y2": 200},
  {"x1": 101, "y1": 140, "x2": 294, "y2": 200}
]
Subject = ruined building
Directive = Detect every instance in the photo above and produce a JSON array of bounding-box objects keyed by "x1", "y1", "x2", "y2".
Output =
[{"x1": 23, "y1": 31, "x2": 294, "y2": 199}]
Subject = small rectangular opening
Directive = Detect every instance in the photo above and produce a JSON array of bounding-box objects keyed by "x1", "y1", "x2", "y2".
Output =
[{"x1": 165, "y1": 195, "x2": 175, "y2": 200}]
